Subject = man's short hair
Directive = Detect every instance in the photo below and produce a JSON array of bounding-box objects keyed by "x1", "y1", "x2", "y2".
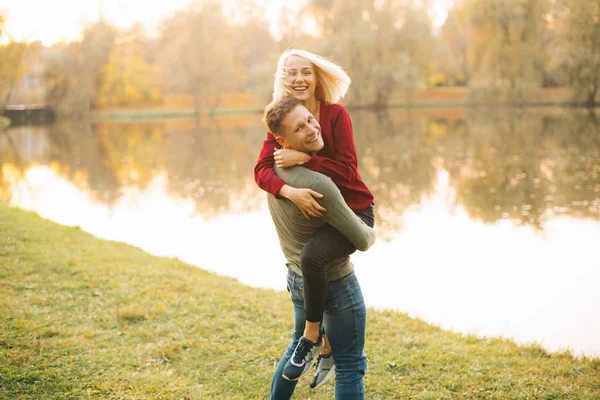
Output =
[{"x1": 263, "y1": 96, "x2": 303, "y2": 137}]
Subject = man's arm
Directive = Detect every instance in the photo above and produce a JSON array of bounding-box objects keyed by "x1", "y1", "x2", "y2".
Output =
[{"x1": 275, "y1": 165, "x2": 375, "y2": 251}]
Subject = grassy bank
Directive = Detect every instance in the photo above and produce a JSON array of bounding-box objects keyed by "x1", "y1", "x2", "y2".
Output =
[{"x1": 1, "y1": 205, "x2": 598, "y2": 399}]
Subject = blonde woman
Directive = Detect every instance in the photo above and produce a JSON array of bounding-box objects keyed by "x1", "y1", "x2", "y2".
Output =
[{"x1": 255, "y1": 49, "x2": 375, "y2": 394}]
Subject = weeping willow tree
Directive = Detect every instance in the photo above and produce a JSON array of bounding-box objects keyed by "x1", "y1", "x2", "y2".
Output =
[{"x1": 459, "y1": 0, "x2": 547, "y2": 103}]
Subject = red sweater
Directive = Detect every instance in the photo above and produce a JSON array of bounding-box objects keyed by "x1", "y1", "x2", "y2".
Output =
[{"x1": 254, "y1": 102, "x2": 374, "y2": 212}]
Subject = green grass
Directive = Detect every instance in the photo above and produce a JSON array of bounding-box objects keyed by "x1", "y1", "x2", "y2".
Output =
[{"x1": 0, "y1": 205, "x2": 598, "y2": 399}]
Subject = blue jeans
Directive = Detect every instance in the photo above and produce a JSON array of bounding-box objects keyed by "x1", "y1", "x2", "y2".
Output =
[{"x1": 270, "y1": 268, "x2": 367, "y2": 400}]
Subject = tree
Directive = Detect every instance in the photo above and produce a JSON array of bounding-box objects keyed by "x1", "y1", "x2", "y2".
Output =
[
  {"x1": 95, "y1": 24, "x2": 163, "y2": 109},
  {"x1": 551, "y1": 0, "x2": 600, "y2": 106},
  {"x1": 233, "y1": 18, "x2": 278, "y2": 103},
  {"x1": 44, "y1": 22, "x2": 116, "y2": 116},
  {"x1": 439, "y1": 7, "x2": 470, "y2": 85},
  {"x1": 460, "y1": 0, "x2": 548, "y2": 103},
  {"x1": 306, "y1": 0, "x2": 434, "y2": 107},
  {"x1": 0, "y1": 15, "x2": 31, "y2": 112},
  {"x1": 159, "y1": 2, "x2": 241, "y2": 115}
]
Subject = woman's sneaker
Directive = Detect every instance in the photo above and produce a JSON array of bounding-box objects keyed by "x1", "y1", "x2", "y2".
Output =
[
  {"x1": 310, "y1": 353, "x2": 336, "y2": 389},
  {"x1": 282, "y1": 336, "x2": 323, "y2": 381}
]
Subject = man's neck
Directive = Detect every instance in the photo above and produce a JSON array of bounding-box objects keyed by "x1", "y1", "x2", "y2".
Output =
[{"x1": 285, "y1": 145, "x2": 313, "y2": 156}]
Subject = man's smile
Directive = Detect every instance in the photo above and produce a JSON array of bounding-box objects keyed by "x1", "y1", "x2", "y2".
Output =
[{"x1": 307, "y1": 131, "x2": 320, "y2": 144}]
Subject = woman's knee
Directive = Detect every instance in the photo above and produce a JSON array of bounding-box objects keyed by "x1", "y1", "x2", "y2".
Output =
[{"x1": 300, "y1": 246, "x2": 328, "y2": 272}]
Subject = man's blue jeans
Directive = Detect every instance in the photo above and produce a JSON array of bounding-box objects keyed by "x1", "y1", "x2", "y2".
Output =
[{"x1": 270, "y1": 268, "x2": 367, "y2": 400}]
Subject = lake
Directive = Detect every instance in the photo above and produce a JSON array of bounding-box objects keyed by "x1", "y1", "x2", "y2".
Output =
[{"x1": 1, "y1": 107, "x2": 599, "y2": 358}]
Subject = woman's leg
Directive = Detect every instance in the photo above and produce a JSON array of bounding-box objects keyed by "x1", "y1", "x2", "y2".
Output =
[
  {"x1": 282, "y1": 206, "x2": 375, "y2": 381},
  {"x1": 300, "y1": 205, "x2": 375, "y2": 340}
]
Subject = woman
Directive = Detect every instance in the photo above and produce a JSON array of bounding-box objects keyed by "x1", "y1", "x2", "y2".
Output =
[{"x1": 254, "y1": 49, "x2": 375, "y2": 386}]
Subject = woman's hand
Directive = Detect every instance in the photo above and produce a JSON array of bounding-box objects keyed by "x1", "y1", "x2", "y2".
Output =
[
  {"x1": 278, "y1": 185, "x2": 326, "y2": 220},
  {"x1": 274, "y1": 148, "x2": 311, "y2": 168}
]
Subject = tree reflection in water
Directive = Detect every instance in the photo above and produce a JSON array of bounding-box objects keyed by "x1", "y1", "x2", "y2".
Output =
[
  {"x1": 352, "y1": 107, "x2": 600, "y2": 235},
  {"x1": 0, "y1": 108, "x2": 598, "y2": 236}
]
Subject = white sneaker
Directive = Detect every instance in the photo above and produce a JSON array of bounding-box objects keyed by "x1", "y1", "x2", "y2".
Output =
[{"x1": 310, "y1": 353, "x2": 335, "y2": 389}]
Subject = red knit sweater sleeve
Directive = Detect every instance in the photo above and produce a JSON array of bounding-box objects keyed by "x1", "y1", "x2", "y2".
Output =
[
  {"x1": 254, "y1": 132, "x2": 286, "y2": 197},
  {"x1": 304, "y1": 105, "x2": 359, "y2": 184}
]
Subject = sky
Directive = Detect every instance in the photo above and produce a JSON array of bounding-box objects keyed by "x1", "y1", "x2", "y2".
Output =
[{"x1": 0, "y1": 0, "x2": 454, "y2": 46}]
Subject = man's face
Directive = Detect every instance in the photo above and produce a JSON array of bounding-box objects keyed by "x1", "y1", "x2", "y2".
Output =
[{"x1": 277, "y1": 105, "x2": 324, "y2": 153}]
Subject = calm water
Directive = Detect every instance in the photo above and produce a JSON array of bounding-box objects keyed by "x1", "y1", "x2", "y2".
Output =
[{"x1": 2, "y1": 107, "x2": 599, "y2": 358}]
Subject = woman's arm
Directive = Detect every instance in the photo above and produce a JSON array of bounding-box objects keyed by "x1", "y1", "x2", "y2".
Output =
[
  {"x1": 254, "y1": 132, "x2": 325, "y2": 218},
  {"x1": 254, "y1": 132, "x2": 286, "y2": 197},
  {"x1": 304, "y1": 106, "x2": 360, "y2": 184},
  {"x1": 312, "y1": 173, "x2": 375, "y2": 251}
]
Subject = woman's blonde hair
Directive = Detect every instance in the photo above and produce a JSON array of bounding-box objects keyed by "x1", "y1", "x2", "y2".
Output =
[{"x1": 272, "y1": 49, "x2": 351, "y2": 104}]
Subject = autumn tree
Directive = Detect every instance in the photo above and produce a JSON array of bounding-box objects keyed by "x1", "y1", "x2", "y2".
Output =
[
  {"x1": 159, "y1": 1, "x2": 241, "y2": 114},
  {"x1": 234, "y1": 20, "x2": 279, "y2": 103},
  {"x1": 44, "y1": 21, "x2": 116, "y2": 116},
  {"x1": 306, "y1": 0, "x2": 434, "y2": 107},
  {"x1": 95, "y1": 24, "x2": 163, "y2": 109},
  {"x1": 459, "y1": 0, "x2": 548, "y2": 103},
  {"x1": 439, "y1": 7, "x2": 470, "y2": 85},
  {"x1": 0, "y1": 15, "x2": 31, "y2": 112},
  {"x1": 551, "y1": 0, "x2": 600, "y2": 106}
]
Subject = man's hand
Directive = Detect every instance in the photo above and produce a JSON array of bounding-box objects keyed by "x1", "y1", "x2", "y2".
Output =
[
  {"x1": 278, "y1": 185, "x2": 326, "y2": 219},
  {"x1": 274, "y1": 148, "x2": 311, "y2": 168}
]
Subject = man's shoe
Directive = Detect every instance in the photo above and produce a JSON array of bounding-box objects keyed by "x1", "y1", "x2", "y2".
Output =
[
  {"x1": 282, "y1": 336, "x2": 322, "y2": 381},
  {"x1": 310, "y1": 353, "x2": 335, "y2": 389}
]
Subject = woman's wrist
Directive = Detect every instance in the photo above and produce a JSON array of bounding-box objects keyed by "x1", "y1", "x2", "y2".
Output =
[
  {"x1": 277, "y1": 184, "x2": 294, "y2": 199},
  {"x1": 298, "y1": 152, "x2": 311, "y2": 165}
]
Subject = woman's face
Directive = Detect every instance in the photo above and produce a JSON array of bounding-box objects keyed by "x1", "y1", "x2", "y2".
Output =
[{"x1": 283, "y1": 55, "x2": 318, "y2": 102}]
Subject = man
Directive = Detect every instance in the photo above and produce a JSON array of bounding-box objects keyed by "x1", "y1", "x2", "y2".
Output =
[{"x1": 263, "y1": 97, "x2": 375, "y2": 399}]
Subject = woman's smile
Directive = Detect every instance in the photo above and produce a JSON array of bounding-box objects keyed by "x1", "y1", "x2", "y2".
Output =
[{"x1": 284, "y1": 55, "x2": 317, "y2": 100}]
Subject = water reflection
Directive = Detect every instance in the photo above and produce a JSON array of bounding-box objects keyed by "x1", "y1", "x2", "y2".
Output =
[
  {"x1": 351, "y1": 107, "x2": 600, "y2": 236},
  {"x1": 3, "y1": 163, "x2": 285, "y2": 289},
  {"x1": 354, "y1": 169, "x2": 600, "y2": 358},
  {"x1": 2, "y1": 108, "x2": 599, "y2": 232},
  {"x1": 1, "y1": 108, "x2": 599, "y2": 358}
]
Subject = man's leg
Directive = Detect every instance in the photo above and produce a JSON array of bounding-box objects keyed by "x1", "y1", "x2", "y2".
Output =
[
  {"x1": 323, "y1": 272, "x2": 368, "y2": 400},
  {"x1": 270, "y1": 269, "x2": 306, "y2": 400}
]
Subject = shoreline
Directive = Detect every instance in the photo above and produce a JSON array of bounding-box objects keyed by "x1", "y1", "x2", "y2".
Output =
[
  {"x1": 88, "y1": 101, "x2": 599, "y2": 122},
  {"x1": 1, "y1": 204, "x2": 599, "y2": 398}
]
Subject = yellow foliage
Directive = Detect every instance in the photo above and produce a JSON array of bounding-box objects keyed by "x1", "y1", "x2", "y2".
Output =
[
  {"x1": 429, "y1": 121, "x2": 448, "y2": 138},
  {"x1": 0, "y1": 41, "x2": 31, "y2": 104},
  {"x1": 95, "y1": 30, "x2": 164, "y2": 109},
  {"x1": 428, "y1": 72, "x2": 447, "y2": 87}
]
